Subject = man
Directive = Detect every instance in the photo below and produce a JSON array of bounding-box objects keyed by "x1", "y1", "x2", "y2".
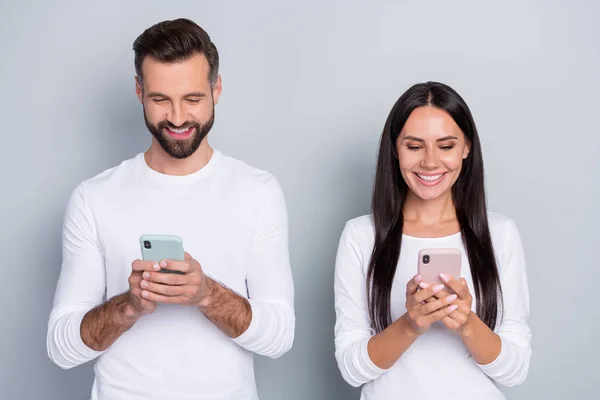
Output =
[{"x1": 47, "y1": 18, "x2": 295, "y2": 400}]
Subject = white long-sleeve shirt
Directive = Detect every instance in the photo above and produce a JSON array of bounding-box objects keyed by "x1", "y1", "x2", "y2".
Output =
[
  {"x1": 47, "y1": 149, "x2": 295, "y2": 400},
  {"x1": 334, "y1": 213, "x2": 531, "y2": 400}
]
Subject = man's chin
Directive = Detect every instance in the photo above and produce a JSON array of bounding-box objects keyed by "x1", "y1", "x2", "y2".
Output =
[
  {"x1": 156, "y1": 134, "x2": 202, "y2": 159},
  {"x1": 163, "y1": 144, "x2": 195, "y2": 159}
]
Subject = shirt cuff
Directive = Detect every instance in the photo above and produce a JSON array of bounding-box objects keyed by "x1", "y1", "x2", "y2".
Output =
[
  {"x1": 475, "y1": 335, "x2": 509, "y2": 375},
  {"x1": 69, "y1": 310, "x2": 105, "y2": 359},
  {"x1": 231, "y1": 299, "x2": 263, "y2": 348},
  {"x1": 357, "y1": 337, "x2": 388, "y2": 379}
]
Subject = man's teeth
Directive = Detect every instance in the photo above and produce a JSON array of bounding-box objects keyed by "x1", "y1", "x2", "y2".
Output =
[
  {"x1": 417, "y1": 173, "x2": 443, "y2": 181},
  {"x1": 168, "y1": 127, "x2": 190, "y2": 134}
]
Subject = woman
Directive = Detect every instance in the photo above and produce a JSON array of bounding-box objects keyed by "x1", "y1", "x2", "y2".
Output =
[{"x1": 334, "y1": 81, "x2": 531, "y2": 399}]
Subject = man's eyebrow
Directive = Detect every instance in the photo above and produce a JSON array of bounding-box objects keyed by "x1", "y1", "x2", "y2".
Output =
[{"x1": 146, "y1": 92, "x2": 207, "y2": 98}]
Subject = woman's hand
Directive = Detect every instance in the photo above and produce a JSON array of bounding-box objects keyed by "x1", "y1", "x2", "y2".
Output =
[
  {"x1": 436, "y1": 273, "x2": 474, "y2": 336},
  {"x1": 403, "y1": 275, "x2": 458, "y2": 335}
]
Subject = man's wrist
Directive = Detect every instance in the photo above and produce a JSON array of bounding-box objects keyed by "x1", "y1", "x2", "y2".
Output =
[
  {"x1": 121, "y1": 293, "x2": 142, "y2": 322},
  {"x1": 196, "y1": 277, "x2": 218, "y2": 310}
]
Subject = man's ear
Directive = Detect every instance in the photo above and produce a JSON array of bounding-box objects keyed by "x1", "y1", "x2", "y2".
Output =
[
  {"x1": 212, "y1": 75, "x2": 223, "y2": 105},
  {"x1": 135, "y1": 76, "x2": 143, "y2": 104}
]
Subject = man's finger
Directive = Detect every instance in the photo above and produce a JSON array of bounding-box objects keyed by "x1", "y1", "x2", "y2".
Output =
[
  {"x1": 140, "y1": 280, "x2": 186, "y2": 296},
  {"x1": 143, "y1": 271, "x2": 188, "y2": 285},
  {"x1": 132, "y1": 259, "x2": 161, "y2": 272},
  {"x1": 141, "y1": 290, "x2": 186, "y2": 304},
  {"x1": 158, "y1": 259, "x2": 192, "y2": 274},
  {"x1": 128, "y1": 272, "x2": 142, "y2": 286}
]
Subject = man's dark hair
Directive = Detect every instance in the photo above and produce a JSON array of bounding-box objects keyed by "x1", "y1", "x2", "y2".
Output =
[{"x1": 133, "y1": 18, "x2": 219, "y2": 87}]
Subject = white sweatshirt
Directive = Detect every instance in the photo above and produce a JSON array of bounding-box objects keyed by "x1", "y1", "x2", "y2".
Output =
[
  {"x1": 334, "y1": 213, "x2": 531, "y2": 400},
  {"x1": 47, "y1": 150, "x2": 295, "y2": 400}
]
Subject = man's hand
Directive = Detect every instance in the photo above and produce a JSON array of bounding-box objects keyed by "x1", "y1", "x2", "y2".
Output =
[
  {"x1": 128, "y1": 260, "x2": 160, "y2": 316},
  {"x1": 79, "y1": 260, "x2": 161, "y2": 352},
  {"x1": 133, "y1": 252, "x2": 252, "y2": 337},
  {"x1": 133, "y1": 252, "x2": 212, "y2": 307}
]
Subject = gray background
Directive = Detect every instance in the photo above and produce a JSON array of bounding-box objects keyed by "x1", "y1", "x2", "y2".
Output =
[{"x1": 1, "y1": 0, "x2": 598, "y2": 399}]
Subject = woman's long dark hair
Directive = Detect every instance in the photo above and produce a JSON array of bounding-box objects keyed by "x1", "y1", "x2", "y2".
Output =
[{"x1": 367, "y1": 81, "x2": 503, "y2": 333}]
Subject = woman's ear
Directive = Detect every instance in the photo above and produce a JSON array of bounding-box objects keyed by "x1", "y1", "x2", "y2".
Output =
[{"x1": 463, "y1": 143, "x2": 471, "y2": 159}]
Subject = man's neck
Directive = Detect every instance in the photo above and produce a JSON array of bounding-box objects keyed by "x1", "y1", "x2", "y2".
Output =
[{"x1": 144, "y1": 139, "x2": 214, "y2": 176}]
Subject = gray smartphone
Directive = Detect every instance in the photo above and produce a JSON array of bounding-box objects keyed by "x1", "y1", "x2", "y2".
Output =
[{"x1": 139, "y1": 234, "x2": 185, "y2": 275}]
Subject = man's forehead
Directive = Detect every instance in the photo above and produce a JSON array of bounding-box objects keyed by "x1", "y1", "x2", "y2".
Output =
[{"x1": 141, "y1": 53, "x2": 211, "y2": 84}]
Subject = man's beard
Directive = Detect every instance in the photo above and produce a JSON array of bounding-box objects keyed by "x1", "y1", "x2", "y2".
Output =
[{"x1": 143, "y1": 105, "x2": 215, "y2": 159}]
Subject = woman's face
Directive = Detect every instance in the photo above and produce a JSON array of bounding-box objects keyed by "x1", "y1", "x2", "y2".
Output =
[{"x1": 396, "y1": 106, "x2": 471, "y2": 202}]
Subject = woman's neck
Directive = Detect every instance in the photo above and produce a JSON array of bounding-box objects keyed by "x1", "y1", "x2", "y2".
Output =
[{"x1": 403, "y1": 190, "x2": 456, "y2": 225}]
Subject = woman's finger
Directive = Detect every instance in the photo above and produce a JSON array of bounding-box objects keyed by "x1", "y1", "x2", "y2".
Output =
[
  {"x1": 426, "y1": 304, "x2": 458, "y2": 325},
  {"x1": 440, "y1": 274, "x2": 470, "y2": 299},
  {"x1": 414, "y1": 283, "x2": 445, "y2": 303},
  {"x1": 423, "y1": 289, "x2": 451, "y2": 303},
  {"x1": 420, "y1": 294, "x2": 457, "y2": 315},
  {"x1": 406, "y1": 274, "x2": 422, "y2": 296},
  {"x1": 446, "y1": 309, "x2": 469, "y2": 324},
  {"x1": 441, "y1": 316, "x2": 460, "y2": 330}
]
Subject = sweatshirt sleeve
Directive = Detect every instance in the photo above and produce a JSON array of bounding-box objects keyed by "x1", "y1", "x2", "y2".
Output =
[
  {"x1": 476, "y1": 218, "x2": 532, "y2": 386},
  {"x1": 333, "y1": 222, "x2": 388, "y2": 387},
  {"x1": 46, "y1": 184, "x2": 106, "y2": 369},
  {"x1": 231, "y1": 177, "x2": 295, "y2": 358}
]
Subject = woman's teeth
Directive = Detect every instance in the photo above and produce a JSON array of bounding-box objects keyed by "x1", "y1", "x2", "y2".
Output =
[{"x1": 417, "y1": 173, "x2": 443, "y2": 181}]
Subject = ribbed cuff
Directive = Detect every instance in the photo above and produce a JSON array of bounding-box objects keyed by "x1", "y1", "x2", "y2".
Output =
[
  {"x1": 69, "y1": 310, "x2": 105, "y2": 359},
  {"x1": 357, "y1": 337, "x2": 388, "y2": 378},
  {"x1": 231, "y1": 299, "x2": 263, "y2": 348},
  {"x1": 475, "y1": 335, "x2": 508, "y2": 375}
]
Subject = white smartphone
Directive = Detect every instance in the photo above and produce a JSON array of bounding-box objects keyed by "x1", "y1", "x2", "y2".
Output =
[
  {"x1": 139, "y1": 234, "x2": 185, "y2": 275},
  {"x1": 417, "y1": 248, "x2": 462, "y2": 294}
]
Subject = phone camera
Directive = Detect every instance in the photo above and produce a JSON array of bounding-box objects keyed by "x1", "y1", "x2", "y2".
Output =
[
  {"x1": 423, "y1": 255, "x2": 430, "y2": 264},
  {"x1": 143, "y1": 240, "x2": 152, "y2": 249}
]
